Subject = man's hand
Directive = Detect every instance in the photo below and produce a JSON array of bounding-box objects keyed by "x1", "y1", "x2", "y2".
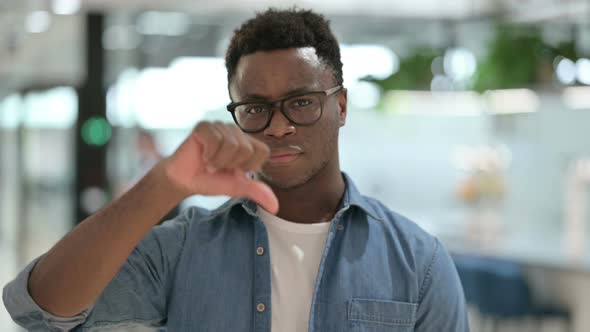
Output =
[{"x1": 163, "y1": 121, "x2": 278, "y2": 214}]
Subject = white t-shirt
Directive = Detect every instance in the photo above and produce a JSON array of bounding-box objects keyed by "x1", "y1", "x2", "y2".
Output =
[{"x1": 257, "y1": 207, "x2": 332, "y2": 332}]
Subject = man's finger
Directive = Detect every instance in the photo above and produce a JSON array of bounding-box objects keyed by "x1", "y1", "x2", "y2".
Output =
[
  {"x1": 201, "y1": 171, "x2": 278, "y2": 214},
  {"x1": 195, "y1": 123, "x2": 223, "y2": 162},
  {"x1": 227, "y1": 126, "x2": 255, "y2": 170},
  {"x1": 245, "y1": 139, "x2": 270, "y2": 171},
  {"x1": 239, "y1": 180, "x2": 279, "y2": 215},
  {"x1": 209, "y1": 125, "x2": 240, "y2": 170},
  {"x1": 227, "y1": 172, "x2": 278, "y2": 214}
]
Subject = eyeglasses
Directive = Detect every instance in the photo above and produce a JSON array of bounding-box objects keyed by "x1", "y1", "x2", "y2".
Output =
[{"x1": 227, "y1": 85, "x2": 342, "y2": 133}]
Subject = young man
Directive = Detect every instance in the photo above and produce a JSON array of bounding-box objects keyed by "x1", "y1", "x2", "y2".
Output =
[{"x1": 3, "y1": 8, "x2": 468, "y2": 332}]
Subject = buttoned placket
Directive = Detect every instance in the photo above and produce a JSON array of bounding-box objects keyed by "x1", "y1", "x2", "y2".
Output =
[
  {"x1": 252, "y1": 215, "x2": 272, "y2": 332},
  {"x1": 243, "y1": 200, "x2": 351, "y2": 332},
  {"x1": 307, "y1": 205, "x2": 351, "y2": 332}
]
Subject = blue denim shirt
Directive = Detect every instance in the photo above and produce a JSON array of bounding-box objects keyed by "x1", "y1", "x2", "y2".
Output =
[{"x1": 3, "y1": 174, "x2": 468, "y2": 331}]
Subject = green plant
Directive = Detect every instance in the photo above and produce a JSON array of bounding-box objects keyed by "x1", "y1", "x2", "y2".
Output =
[{"x1": 363, "y1": 48, "x2": 441, "y2": 91}]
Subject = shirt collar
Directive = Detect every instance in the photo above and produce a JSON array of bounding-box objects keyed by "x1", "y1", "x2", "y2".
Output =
[
  {"x1": 218, "y1": 172, "x2": 381, "y2": 220},
  {"x1": 340, "y1": 172, "x2": 382, "y2": 220}
]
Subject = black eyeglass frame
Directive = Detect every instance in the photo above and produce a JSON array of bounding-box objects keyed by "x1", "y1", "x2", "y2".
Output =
[{"x1": 226, "y1": 85, "x2": 343, "y2": 133}]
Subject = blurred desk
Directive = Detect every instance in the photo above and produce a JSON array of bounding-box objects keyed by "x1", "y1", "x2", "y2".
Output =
[
  {"x1": 440, "y1": 229, "x2": 590, "y2": 274},
  {"x1": 427, "y1": 222, "x2": 590, "y2": 332}
]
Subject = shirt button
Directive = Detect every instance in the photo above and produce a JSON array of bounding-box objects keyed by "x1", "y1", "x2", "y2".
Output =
[
  {"x1": 257, "y1": 303, "x2": 266, "y2": 312},
  {"x1": 256, "y1": 246, "x2": 265, "y2": 255},
  {"x1": 337, "y1": 224, "x2": 344, "y2": 231}
]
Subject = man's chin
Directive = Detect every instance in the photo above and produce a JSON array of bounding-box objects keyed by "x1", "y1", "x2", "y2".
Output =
[{"x1": 258, "y1": 169, "x2": 307, "y2": 190}]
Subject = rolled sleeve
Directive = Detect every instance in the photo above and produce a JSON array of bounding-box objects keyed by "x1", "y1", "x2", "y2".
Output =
[
  {"x1": 3, "y1": 257, "x2": 93, "y2": 332},
  {"x1": 3, "y1": 209, "x2": 191, "y2": 332}
]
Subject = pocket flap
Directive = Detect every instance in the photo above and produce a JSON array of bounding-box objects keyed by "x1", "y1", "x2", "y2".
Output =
[{"x1": 348, "y1": 298, "x2": 417, "y2": 326}]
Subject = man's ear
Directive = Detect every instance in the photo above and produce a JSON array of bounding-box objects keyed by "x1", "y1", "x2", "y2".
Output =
[{"x1": 338, "y1": 88, "x2": 347, "y2": 127}]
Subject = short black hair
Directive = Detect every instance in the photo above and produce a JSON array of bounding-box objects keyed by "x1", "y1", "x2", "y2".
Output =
[{"x1": 225, "y1": 8, "x2": 343, "y2": 86}]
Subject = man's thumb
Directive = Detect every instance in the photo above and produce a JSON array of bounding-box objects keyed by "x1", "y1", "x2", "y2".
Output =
[{"x1": 237, "y1": 179, "x2": 279, "y2": 215}]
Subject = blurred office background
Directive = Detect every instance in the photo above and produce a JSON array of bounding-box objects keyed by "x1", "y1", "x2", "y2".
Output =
[{"x1": 1, "y1": 0, "x2": 590, "y2": 331}]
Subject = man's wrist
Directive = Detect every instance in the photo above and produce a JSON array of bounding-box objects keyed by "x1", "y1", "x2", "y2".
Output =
[{"x1": 142, "y1": 161, "x2": 189, "y2": 210}]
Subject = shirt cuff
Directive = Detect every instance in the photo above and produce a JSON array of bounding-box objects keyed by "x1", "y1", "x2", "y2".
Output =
[{"x1": 2, "y1": 256, "x2": 94, "y2": 331}]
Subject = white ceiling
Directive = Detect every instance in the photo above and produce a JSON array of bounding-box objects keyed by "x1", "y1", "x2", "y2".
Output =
[
  {"x1": 79, "y1": 0, "x2": 589, "y2": 21},
  {"x1": 83, "y1": 0, "x2": 496, "y2": 20},
  {"x1": 0, "y1": 0, "x2": 588, "y2": 99}
]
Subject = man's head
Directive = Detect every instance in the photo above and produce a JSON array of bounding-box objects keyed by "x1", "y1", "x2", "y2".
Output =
[{"x1": 225, "y1": 8, "x2": 347, "y2": 190}]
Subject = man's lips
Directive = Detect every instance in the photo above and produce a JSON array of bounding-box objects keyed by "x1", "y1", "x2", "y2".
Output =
[{"x1": 268, "y1": 146, "x2": 303, "y2": 165}]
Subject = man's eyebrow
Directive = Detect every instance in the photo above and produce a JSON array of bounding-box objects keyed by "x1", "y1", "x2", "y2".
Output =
[{"x1": 241, "y1": 87, "x2": 314, "y2": 102}]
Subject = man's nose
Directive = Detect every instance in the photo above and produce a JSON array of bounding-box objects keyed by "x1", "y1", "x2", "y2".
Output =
[{"x1": 264, "y1": 107, "x2": 295, "y2": 138}]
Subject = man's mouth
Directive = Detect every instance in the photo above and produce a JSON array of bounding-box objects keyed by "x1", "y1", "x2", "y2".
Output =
[{"x1": 269, "y1": 146, "x2": 303, "y2": 165}]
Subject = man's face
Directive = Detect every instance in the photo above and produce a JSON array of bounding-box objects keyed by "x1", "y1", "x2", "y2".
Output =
[{"x1": 229, "y1": 47, "x2": 347, "y2": 189}]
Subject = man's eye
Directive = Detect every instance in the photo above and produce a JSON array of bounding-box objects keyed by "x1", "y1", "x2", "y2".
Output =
[
  {"x1": 245, "y1": 106, "x2": 267, "y2": 114},
  {"x1": 292, "y1": 99, "x2": 313, "y2": 107}
]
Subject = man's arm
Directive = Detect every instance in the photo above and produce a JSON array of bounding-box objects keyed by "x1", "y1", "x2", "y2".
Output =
[
  {"x1": 3, "y1": 122, "x2": 278, "y2": 321},
  {"x1": 28, "y1": 165, "x2": 183, "y2": 317},
  {"x1": 414, "y1": 239, "x2": 470, "y2": 332},
  {"x1": 3, "y1": 208, "x2": 191, "y2": 331}
]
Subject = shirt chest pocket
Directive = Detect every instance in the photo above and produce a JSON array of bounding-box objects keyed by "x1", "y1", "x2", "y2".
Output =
[{"x1": 347, "y1": 298, "x2": 417, "y2": 332}]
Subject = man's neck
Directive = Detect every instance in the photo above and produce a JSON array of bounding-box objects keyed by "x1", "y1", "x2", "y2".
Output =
[{"x1": 270, "y1": 165, "x2": 346, "y2": 224}]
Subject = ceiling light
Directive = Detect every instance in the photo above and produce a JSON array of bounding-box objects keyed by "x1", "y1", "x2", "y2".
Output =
[
  {"x1": 51, "y1": 0, "x2": 81, "y2": 15},
  {"x1": 25, "y1": 11, "x2": 51, "y2": 34}
]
